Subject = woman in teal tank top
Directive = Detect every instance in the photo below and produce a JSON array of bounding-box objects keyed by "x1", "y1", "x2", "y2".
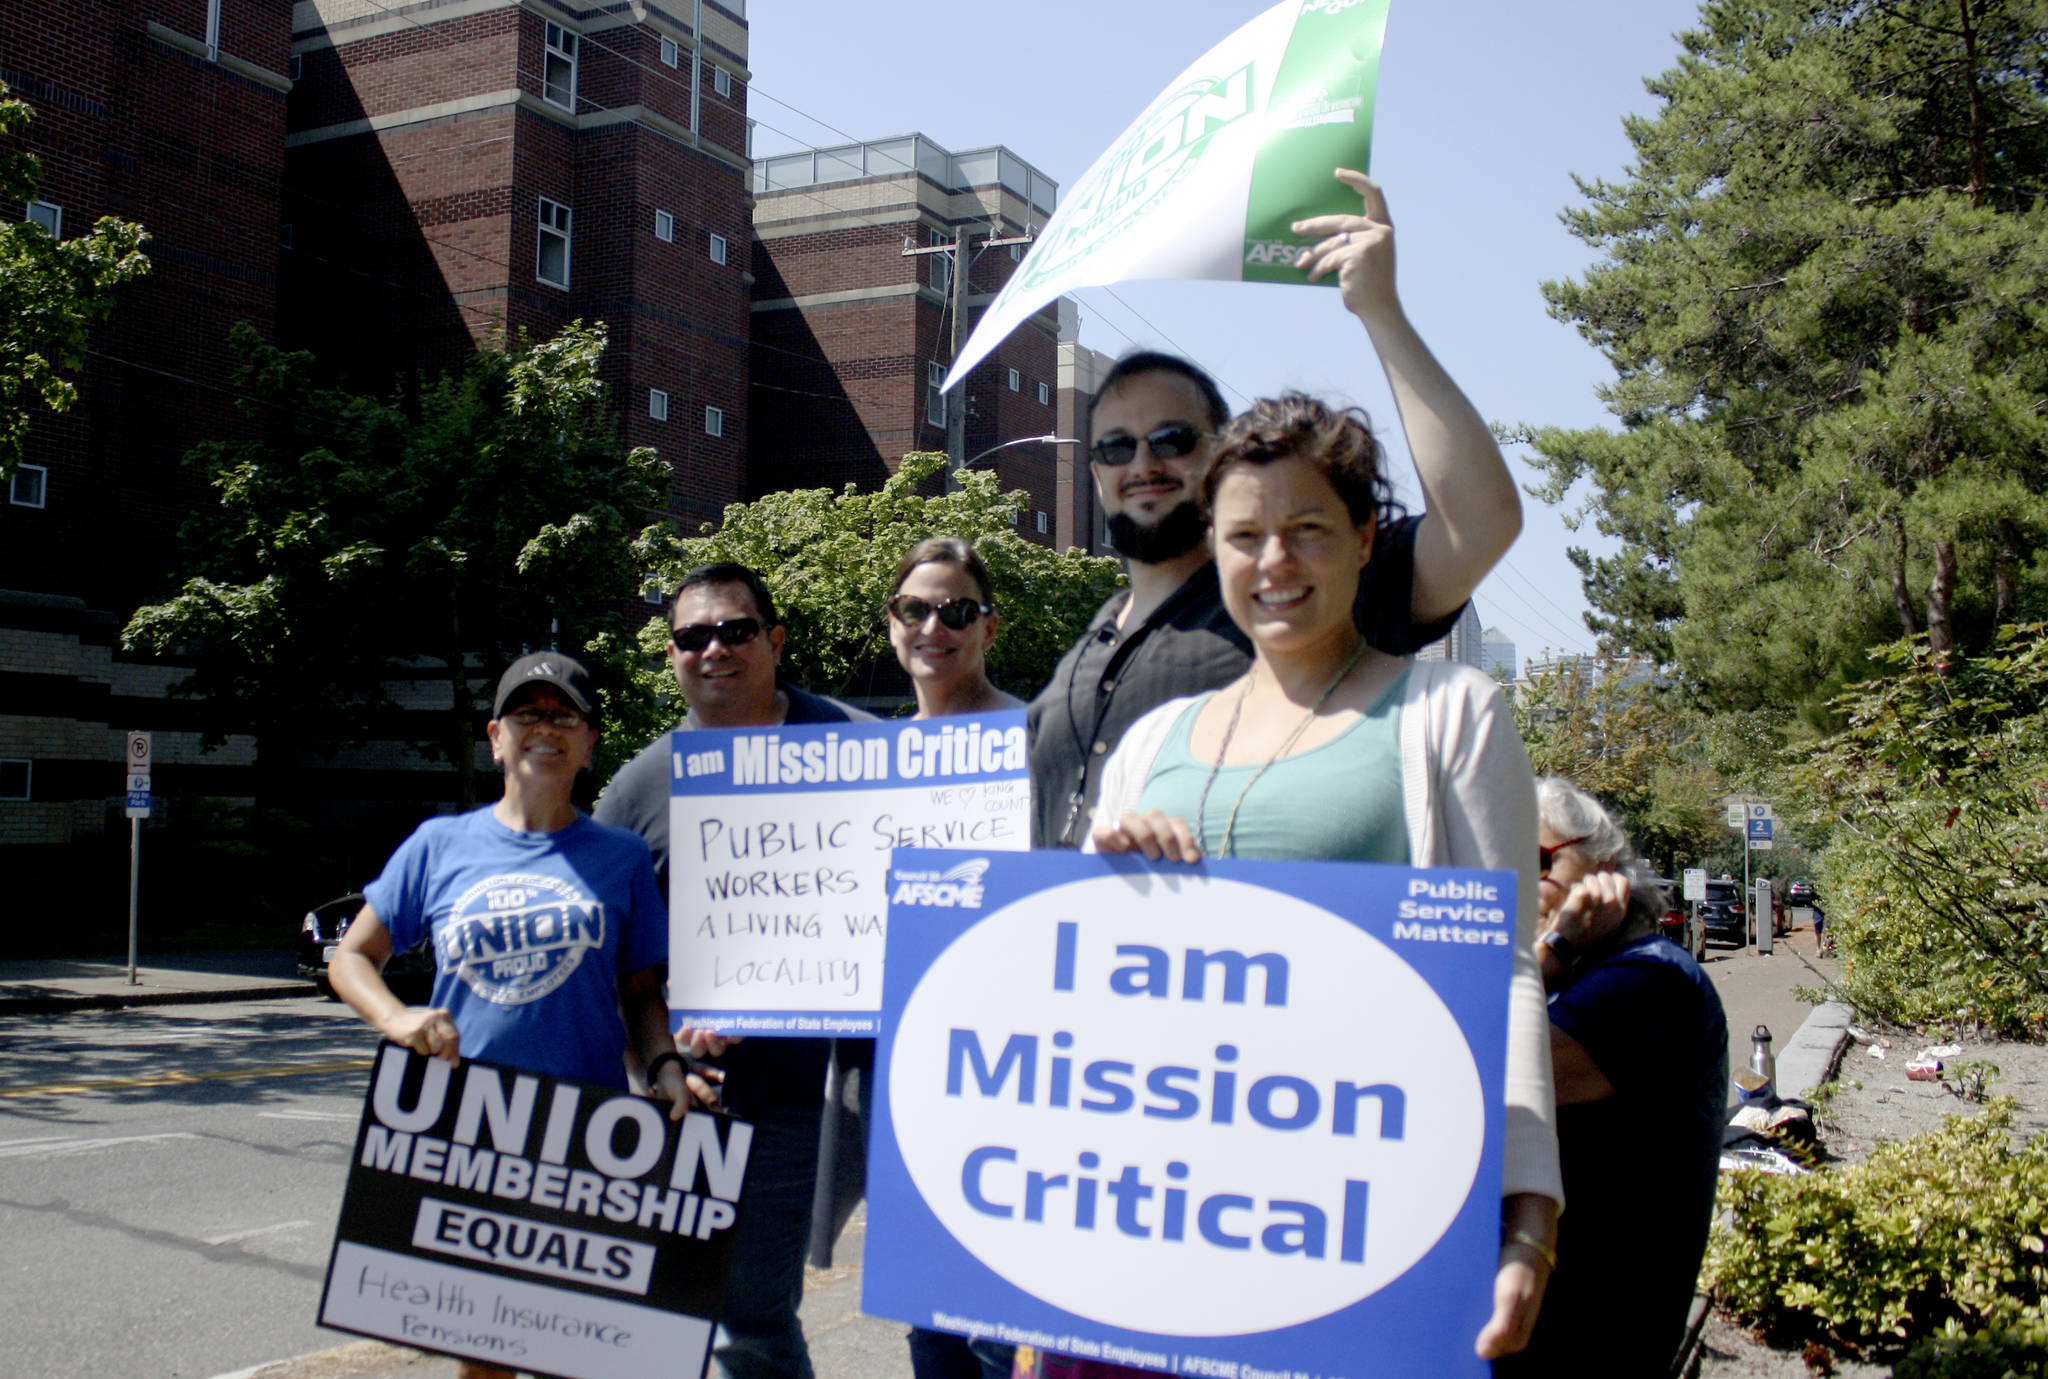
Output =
[{"x1": 1090, "y1": 392, "x2": 1562, "y2": 1367}]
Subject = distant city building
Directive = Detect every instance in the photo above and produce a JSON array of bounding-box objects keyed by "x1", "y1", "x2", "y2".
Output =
[
  {"x1": 1482, "y1": 625, "x2": 1517, "y2": 679},
  {"x1": 1415, "y1": 602, "x2": 1485, "y2": 668}
]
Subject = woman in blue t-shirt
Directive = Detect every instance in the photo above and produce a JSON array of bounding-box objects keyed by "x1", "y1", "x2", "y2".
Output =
[{"x1": 331, "y1": 652, "x2": 714, "y2": 1379}]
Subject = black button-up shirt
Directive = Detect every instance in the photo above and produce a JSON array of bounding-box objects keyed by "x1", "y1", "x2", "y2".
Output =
[{"x1": 1026, "y1": 514, "x2": 1451, "y2": 848}]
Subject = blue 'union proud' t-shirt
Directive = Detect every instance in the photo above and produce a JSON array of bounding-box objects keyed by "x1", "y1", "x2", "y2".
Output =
[{"x1": 365, "y1": 807, "x2": 667, "y2": 1088}]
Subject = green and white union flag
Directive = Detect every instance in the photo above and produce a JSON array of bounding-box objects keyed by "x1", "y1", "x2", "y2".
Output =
[{"x1": 945, "y1": 0, "x2": 1393, "y2": 392}]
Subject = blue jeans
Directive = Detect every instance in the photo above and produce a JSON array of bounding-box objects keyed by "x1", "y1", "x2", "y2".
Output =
[{"x1": 714, "y1": 1098, "x2": 824, "y2": 1379}]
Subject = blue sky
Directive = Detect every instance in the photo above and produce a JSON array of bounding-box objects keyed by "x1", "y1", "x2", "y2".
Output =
[{"x1": 745, "y1": 0, "x2": 1710, "y2": 667}]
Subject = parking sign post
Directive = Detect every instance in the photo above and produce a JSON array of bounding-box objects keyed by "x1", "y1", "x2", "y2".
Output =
[{"x1": 126, "y1": 732, "x2": 151, "y2": 984}]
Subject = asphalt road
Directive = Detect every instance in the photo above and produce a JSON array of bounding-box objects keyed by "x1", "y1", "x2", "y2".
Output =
[{"x1": 1, "y1": 929, "x2": 1835, "y2": 1379}]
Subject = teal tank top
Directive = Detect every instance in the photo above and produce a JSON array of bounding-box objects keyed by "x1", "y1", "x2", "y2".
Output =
[{"x1": 1134, "y1": 668, "x2": 1410, "y2": 862}]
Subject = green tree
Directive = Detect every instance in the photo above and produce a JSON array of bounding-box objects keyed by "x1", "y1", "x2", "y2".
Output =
[
  {"x1": 0, "y1": 85, "x2": 151, "y2": 479},
  {"x1": 1521, "y1": 0, "x2": 2048, "y2": 716},
  {"x1": 1512, "y1": 653, "x2": 1730, "y2": 871},
  {"x1": 124, "y1": 321, "x2": 666, "y2": 808},
  {"x1": 610, "y1": 452, "x2": 1123, "y2": 742}
]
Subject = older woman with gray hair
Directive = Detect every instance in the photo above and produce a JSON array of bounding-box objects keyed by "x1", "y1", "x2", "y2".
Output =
[{"x1": 1496, "y1": 777, "x2": 1729, "y2": 1378}]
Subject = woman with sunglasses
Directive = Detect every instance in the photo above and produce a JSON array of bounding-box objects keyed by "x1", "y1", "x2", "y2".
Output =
[
  {"x1": 1496, "y1": 779, "x2": 1727, "y2": 1378},
  {"x1": 883, "y1": 536, "x2": 1024, "y2": 1379},
  {"x1": 887, "y1": 536, "x2": 1022, "y2": 719},
  {"x1": 1086, "y1": 394, "x2": 1561, "y2": 1365},
  {"x1": 331, "y1": 652, "x2": 713, "y2": 1379}
]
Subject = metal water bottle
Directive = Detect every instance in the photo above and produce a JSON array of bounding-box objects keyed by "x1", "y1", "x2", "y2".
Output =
[{"x1": 1750, "y1": 1024, "x2": 1776, "y2": 1087}]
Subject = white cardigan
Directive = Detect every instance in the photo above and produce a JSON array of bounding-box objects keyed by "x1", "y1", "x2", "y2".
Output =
[{"x1": 1086, "y1": 658, "x2": 1564, "y2": 1206}]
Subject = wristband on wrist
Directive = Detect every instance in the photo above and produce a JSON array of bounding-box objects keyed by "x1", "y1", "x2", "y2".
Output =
[
  {"x1": 645, "y1": 1050, "x2": 687, "y2": 1088},
  {"x1": 1502, "y1": 1226, "x2": 1557, "y2": 1269},
  {"x1": 1537, "y1": 931, "x2": 1581, "y2": 966}
]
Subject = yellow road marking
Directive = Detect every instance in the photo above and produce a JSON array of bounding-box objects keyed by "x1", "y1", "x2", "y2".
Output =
[{"x1": 1, "y1": 1057, "x2": 372, "y2": 1098}]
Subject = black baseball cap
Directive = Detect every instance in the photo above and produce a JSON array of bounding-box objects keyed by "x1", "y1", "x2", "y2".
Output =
[{"x1": 493, "y1": 652, "x2": 598, "y2": 721}]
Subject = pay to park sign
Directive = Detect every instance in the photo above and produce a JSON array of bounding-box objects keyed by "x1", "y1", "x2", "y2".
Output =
[
  {"x1": 865, "y1": 850, "x2": 1515, "y2": 1379},
  {"x1": 665, "y1": 710, "x2": 1030, "y2": 1035},
  {"x1": 319, "y1": 1045, "x2": 754, "y2": 1379}
]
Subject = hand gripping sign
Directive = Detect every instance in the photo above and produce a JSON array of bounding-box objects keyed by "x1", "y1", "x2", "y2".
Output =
[
  {"x1": 865, "y1": 850, "x2": 1513, "y2": 1379},
  {"x1": 666, "y1": 711, "x2": 1030, "y2": 1035},
  {"x1": 947, "y1": 0, "x2": 1395, "y2": 389},
  {"x1": 320, "y1": 1045, "x2": 753, "y2": 1379}
]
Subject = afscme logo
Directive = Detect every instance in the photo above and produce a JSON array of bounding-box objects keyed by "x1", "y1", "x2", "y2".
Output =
[
  {"x1": 1244, "y1": 240, "x2": 1301, "y2": 266},
  {"x1": 892, "y1": 858, "x2": 991, "y2": 909}
]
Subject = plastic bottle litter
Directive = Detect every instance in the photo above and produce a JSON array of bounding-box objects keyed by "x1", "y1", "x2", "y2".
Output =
[{"x1": 1906, "y1": 1058, "x2": 1944, "y2": 1081}]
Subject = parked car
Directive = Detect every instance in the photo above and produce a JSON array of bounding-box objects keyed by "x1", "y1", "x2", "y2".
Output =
[
  {"x1": 297, "y1": 892, "x2": 433, "y2": 1000},
  {"x1": 1786, "y1": 880, "x2": 1818, "y2": 909},
  {"x1": 1698, "y1": 879, "x2": 1749, "y2": 948},
  {"x1": 1652, "y1": 877, "x2": 1704, "y2": 959}
]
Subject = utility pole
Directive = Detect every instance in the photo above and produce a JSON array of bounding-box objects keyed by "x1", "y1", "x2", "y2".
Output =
[{"x1": 903, "y1": 223, "x2": 1033, "y2": 487}]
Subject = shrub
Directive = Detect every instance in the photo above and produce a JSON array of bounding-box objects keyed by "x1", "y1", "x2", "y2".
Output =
[
  {"x1": 1704, "y1": 1101, "x2": 2048, "y2": 1348},
  {"x1": 1780, "y1": 624, "x2": 2048, "y2": 1036},
  {"x1": 1895, "y1": 1321, "x2": 2048, "y2": 1379}
]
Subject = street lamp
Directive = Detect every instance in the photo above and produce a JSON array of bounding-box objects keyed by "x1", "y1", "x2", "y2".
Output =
[{"x1": 959, "y1": 432, "x2": 1079, "y2": 470}]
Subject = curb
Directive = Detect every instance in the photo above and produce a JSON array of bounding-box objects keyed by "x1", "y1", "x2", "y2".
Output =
[
  {"x1": 1777, "y1": 999, "x2": 1856, "y2": 1100},
  {"x1": 0, "y1": 982, "x2": 322, "y2": 1016}
]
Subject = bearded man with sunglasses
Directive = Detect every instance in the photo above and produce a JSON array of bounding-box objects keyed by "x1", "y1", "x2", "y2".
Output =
[
  {"x1": 596, "y1": 560, "x2": 873, "y2": 1379},
  {"x1": 1030, "y1": 172, "x2": 1525, "y2": 848}
]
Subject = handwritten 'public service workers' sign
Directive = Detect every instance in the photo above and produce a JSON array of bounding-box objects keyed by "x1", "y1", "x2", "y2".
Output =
[
  {"x1": 665, "y1": 710, "x2": 1030, "y2": 1035},
  {"x1": 864, "y1": 850, "x2": 1515, "y2": 1379},
  {"x1": 319, "y1": 1045, "x2": 753, "y2": 1379}
]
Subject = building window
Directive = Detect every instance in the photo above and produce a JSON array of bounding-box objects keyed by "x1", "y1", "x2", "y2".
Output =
[
  {"x1": 704, "y1": 405, "x2": 725, "y2": 437},
  {"x1": 654, "y1": 209, "x2": 675, "y2": 242},
  {"x1": 1010, "y1": 243, "x2": 1022, "y2": 262},
  {"x1": 9, "y1": 464, "x2": 47, "y2": 509},
  {"x1": 649, "y1": 388, "x2": 669, "y2": 422},
  {"x1": 712, "y1": 65, "x2": 733, "y2": 97},
  {"x1": 1037, "y1": 381, "x2": 1051, "y2": 406},
  {"x1": 1007, "y1": 368, "x2": 1021, "y2": 392},
  {"x1": 1035, "y1": 511, "x2": 1048, "y2": 534},
  {"x1": 0, "y1": 759, "x2": 28, "y2": 802},
  {"x1": 536, "y1": 197, "x2": 571, "y2": 287},
  {"x1": 709, "y1": 231, "x2": 729, "y2": 265},
  {"x1": 642, "y1": 573, "x2": 667, "y2": 605},
  {"x1": 658, "y1": 35, "x2": 680, "y2": 68},
  {"x1": 26, "y1": 201, "x2": 61, "y2": 238},
  {"x1": 927, "y1": 362, "x2": 947, "y2": 428},
  {"x1": 929, "y1": 229, "x2": 953, "y2": 296},
  {"x1": 543, "y1": 22, "x2": 578, "y2": 110},
  {"x1": 289, "y1": 53, "x2": 302, "y2": 82},
  {"x1": 280, "y1": 222, "x2": 294, "y2": 249}
]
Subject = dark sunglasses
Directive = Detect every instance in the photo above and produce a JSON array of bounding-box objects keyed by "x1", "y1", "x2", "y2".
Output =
[
  {"x1": 888, "y1": 594, "x2": 992, "y2": 630},
  {"x1": 670, "y1": 617, "x2": 763, "y2": 653},
  {"x1": 1089, "y1": 422, "x2": 1207, "y2": 467},
  {"x1": 1538, "y1": 834, "x2": 1592, "y2": 877}
]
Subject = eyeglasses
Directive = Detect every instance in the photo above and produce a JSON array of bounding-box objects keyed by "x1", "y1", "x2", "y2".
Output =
[
  {"x1": 1089, "y1": 423, "x2": 1207, "y2": 467},
  {"x1": 505, "y1": 706, "x2": 588, "y2": 729},
  {"x1": 1538, "y1": 835, "x2": 1592, "y2": 877},
  {"x1": 888, "y1": 594, "x2": 992, "y2": 630},
  {"x1": 670, "y1": 617, "x2": 763, "y2": 653}
]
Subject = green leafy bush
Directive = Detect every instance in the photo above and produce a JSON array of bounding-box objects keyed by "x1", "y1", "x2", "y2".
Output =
[
  {"x1": 1895, "y1": 1320, "x2": 2048, "y2": 1379},
  {"x1": 1704, "y1": 1101, "x2": 2048, "y2": 1348},
  {"x1": 1780, "y1": 624, "x2": 2048, "y2": 1036}
]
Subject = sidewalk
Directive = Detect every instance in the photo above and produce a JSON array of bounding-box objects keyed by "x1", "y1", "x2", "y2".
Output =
[{"x1": 0, "y1": 948, "x2": 318, "y2": 1014}]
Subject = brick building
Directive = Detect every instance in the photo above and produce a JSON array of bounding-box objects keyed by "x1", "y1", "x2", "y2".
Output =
[
  {"x1": 285, "y1": 0, "x2": 754, "y2": 525},
  {"x1": 0, "y1": 0, "x2": 291, "y2": 899},
  {"x1": 749, "y1": 134, "x2": 1087, "y2": 548}
]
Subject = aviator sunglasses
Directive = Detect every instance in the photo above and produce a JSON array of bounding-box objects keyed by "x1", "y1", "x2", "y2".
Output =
[
  {"x1": 1538, "y1": 834, "x2": 1592, "y2": 877},
  {"x1": 887, "y1": 594, "x2": 992, "y2": 630},
  {"x1": 1089, "y1": 422, "x2": 1208, "y2": 467},
  {"x1": 670, "y1": 617, "x2": 764, "y2": 653}
]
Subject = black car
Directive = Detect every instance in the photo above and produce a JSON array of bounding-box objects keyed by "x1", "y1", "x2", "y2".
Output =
[
  {"x1": 297, "y1": 892, "x2": 434, "y2": 999},
  {"x1": 1698, "y1": 880, "x2": 1749, "y2": 948}
]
